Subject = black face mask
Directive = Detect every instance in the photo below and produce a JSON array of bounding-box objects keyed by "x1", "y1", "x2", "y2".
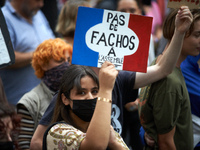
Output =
[
  {"x1": 42, "y1": 62, "x2": 70, "y2": 92},
  {"x1": 71, "y1": 98, "x2": 97, "y2": 122},
  {"x1": 0, "y1": 142, "x2": 14, "y2": 150}
]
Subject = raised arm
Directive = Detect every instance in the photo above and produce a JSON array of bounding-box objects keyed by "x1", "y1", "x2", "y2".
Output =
[
  {"x1": 134, "y1": 6, "x2": 193, "y2": 89},
  {"x1": 80, "y1": 61, "x2": 118, "y2": 149}
]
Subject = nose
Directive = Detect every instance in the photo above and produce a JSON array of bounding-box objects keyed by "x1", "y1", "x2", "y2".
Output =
[{"x1": 86, "y1": 92, "x2": 94, "y2": 100}]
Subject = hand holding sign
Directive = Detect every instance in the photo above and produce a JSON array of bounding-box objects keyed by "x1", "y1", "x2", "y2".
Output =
[{"x1": 176, "y1": 6, "x2": 194, "y2": 34}]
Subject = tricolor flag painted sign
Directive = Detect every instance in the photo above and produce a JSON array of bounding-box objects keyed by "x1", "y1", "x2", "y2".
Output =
[{"x1": 72, "y1": 7, "x2": 153, "y2": 72}]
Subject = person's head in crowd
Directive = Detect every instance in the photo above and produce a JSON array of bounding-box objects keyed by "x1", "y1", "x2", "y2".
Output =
[
  {"x1": 163, "y1": 9, "x2": 200, "y2": 44},
  {"x1": 0, "y1": 103, "x2": 21, "y2": 150},
  {"x1": 117, "y1": 0, "x2": 142, "y2": 15},
  {"x1": 51, "y1": 64, "x2": 99, "y2": 129},
  {"x1": 12, "y1": 0, "x2": 44, "y2": 19},
  {"x1": 32, "y1": 38, "x2": 72, "y2": 92},
  {"x1": 162, "y1": 8, "x2": 200, "y2": 59},
  {"x1": 55, "y1": 0, "x2": 91, "y2": 40}
]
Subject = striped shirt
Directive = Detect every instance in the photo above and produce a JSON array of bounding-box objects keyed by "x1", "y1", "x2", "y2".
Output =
[{"x1": 17, "y1": 105, "x2": 34, "y2": 150}]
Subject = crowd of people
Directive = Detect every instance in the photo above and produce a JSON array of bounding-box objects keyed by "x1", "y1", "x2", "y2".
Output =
[{"x1": 0, "y1": 0, "x2": 199, "y2": 150}]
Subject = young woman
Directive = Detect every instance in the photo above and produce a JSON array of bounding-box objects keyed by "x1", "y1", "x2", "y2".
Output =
[
  {"x1": 138, "y1": 7, "x2": 200, "y2": 150},
  {"x1": 43, "y1": 61, "x2": 129, "y2": 150}
]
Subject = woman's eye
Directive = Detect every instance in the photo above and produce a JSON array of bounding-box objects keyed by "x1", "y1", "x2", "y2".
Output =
[
  {"x1": 193, "y1": 32, "x2": 200, "y2": 38},
  {"x1": 92, "y1": 90, "x2": 98, "y2": 95},
  {"x1": 78, "y1": 91, "x2": 85, "y2": 95},
  {"x1": 130, "y1": 8, "x2": 136, "y2": 13},
  {"x1": 195, "y1": 34, "x2": 200, "y2": 38}
]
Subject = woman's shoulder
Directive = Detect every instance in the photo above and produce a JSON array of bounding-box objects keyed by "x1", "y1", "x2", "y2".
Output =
[
  {"x1": 45, "y1": 122, "x2": 86, "y2": 150},
  {"x1": 49, "y1": 122, "x2": 84, "y2": 135},
  {"x1": 49, "y1": 122, "x2": 76, "y2": 131}
]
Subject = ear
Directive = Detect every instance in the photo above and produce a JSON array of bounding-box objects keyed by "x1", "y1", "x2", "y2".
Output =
[{"x1": 61, "y1": 93, "x2": 70, "y2": 106}]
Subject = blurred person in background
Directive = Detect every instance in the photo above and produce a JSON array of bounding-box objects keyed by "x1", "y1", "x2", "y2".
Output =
[
  {"x1": 55, "y1": 0, "x2": 91, "y2": 46},
  {"x1": 0, "y1": 0, "x2": 55, "y2": 105},
  {"x1": 0, "y1": 103, "x2": 21, "y2": 150}
]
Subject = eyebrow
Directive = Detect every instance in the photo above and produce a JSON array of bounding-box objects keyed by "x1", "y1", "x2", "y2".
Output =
[
  {"x1": 78, "y1": 86, "x2": 99, "y2": 91},
  {"x1": 92, "y1": 87, "x2": 99, "y2": 90}
]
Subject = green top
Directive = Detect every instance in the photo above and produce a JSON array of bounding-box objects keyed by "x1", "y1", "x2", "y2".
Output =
[{"x1": 138, "y1": 60, "x2": 193, "y2": 150}]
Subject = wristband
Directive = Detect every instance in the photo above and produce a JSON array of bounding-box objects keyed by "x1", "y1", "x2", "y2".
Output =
[{"x1": 97, "y1": 97, "x2": 112, "y2": 103}]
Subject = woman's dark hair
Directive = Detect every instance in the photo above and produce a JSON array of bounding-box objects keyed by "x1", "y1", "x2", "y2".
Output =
[
  {"x1": 51, "y1": 65, "x2": 99, "y2": 128},
  {"x1": 0, "y1": 103, "x2": 21, "y2": 150}
]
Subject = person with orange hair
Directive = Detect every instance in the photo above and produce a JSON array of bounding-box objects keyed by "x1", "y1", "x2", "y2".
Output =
[{"x1": 16, "y1": 38, "x2": 72, "y2": 150}]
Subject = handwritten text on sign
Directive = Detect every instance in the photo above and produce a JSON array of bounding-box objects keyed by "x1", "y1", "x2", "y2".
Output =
[
  {"x1": 168, "y1": 0, "x2": 200, "y2": 9},
  {"x1": 86, "y1": 10, "x2": 139, "y2": 69}
]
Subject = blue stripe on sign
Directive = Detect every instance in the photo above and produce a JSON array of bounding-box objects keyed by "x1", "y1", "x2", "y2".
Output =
[{"x1": 72, "y1": 7, "x2": 104, "y2": 67}]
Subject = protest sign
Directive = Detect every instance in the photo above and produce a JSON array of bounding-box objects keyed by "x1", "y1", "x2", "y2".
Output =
[
  {"x1": 72, "y1": 7, "x2": 152, "y2": 72},
  {"x1": 0, "y1": 9, "x2": 15, "y2": 69},
  {"x1": 168, "y1": 0, "x2": 200, "y2": 9}
]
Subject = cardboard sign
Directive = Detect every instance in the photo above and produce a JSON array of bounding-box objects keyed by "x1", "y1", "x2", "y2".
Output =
[
  {"x1": 72, "y1": 7, "x2": 152, "y2": 72},
  {"x1": 0, "y1": 9, "x2": 15, "y2": 69},
  {"x1": 168, "y1": 0, "x2": 200, "y2": 9}
]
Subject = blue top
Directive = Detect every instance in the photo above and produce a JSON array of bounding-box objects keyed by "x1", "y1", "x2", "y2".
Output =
[
  {"x1": 181, "y1": 54, "x2": 200, "y2": 118},
  {"x1": 181, "y1": 54, "x2": 200, "y2": 147},
  {"x1": 40, "y1": 71, "x2": 138, "y2": 135},
  {"x1": 0, "y1": 1, "x2": 55, "y2": 105}
]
